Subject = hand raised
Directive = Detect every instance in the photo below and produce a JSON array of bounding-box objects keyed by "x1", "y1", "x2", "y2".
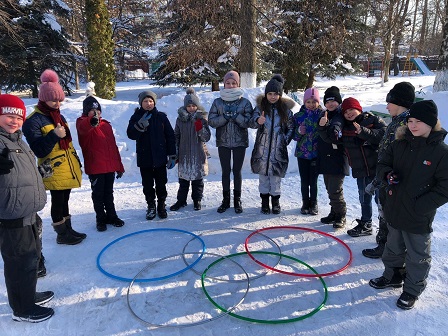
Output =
[
  {"x1": 54, "y1": 123, "x2": 66, "y2": 138},
  {"x1": 319, "y1": 111, "x2": 328, "y2": 127},
  {"x1": 257, "y1": 111, "x2": 266, "y2": 125}
]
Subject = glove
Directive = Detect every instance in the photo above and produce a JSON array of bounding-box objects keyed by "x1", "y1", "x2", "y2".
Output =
[
  {"x1": 116, "y1": 171, "x2": 123, "y2": 179},
  {"x1": 37, "y1": 158, "x2": 53, "y2": 178},
  {"x1": 298, "y1": 124, "x2": 306, "y2": 135},
  {"x1": 386, "y1": 171, "x2": 399, "y2": 185},
  {"x1": 0, "y1": 151, "x2": 14, "y2": 175},
  {"x1": 166, "y1": 155, "x2": 177, "y2": 169},
  {"x1": 135, "y1": 112, "x2": 151, "y2": 132},
  {"x1": 90, "y1": 111, "x2": 100, "y2": 127},
  {"x1": 365, "y1": 179, "x2": 380, "y2": 196},
  {"x1": 231, "y1": 111, "x2": 238, "y2": 120},
  {"x1": 223, "y1": 112, "x2": 231, "y2": 120},
  {"x1": 194, "y1": 119, "x2": 203, "y2": 132}
]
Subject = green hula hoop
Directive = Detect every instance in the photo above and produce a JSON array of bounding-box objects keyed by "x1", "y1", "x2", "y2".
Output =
[{"x1": 201, "y1": 251, "x2": 328, "y2": 324}]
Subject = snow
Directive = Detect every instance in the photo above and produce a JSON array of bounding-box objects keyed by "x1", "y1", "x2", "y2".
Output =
[{"x1": 1, "y1": 74, "x2": 448, "y2": 335}]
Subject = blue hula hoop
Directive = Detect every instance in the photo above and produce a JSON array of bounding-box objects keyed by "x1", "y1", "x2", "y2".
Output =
[{"x1": 96, "y1": 228, "x2": 206, "y2": 282}]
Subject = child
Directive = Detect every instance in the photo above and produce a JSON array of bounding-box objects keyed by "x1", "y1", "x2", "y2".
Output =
[
  {"x1": 0, "y1": 94, "x2": 54, "y2": 322},
  {"x1": 362, "y1": 82, "x2": 415, "y2": 259},
  {"x1": 293, "y1": 87, "x2": 324, "y2": 215},
  {"x1": 76, "y1": 95, "x2": 125, "y2": 232},
  {"x1": 170, "y1": 88, "x2": 211, "y2": 211},
  {"x1": 369, "y1": 100, "x2": 448, "y2": 310},
  {"x1": 250, "y1": 75, "x2": 294, "y2": 214},
  {"x1": 127, "y1": 90, "x2": 176, "y2": 220},
  {"x1": 337, "y1": 97, "x2": 386, "y2": 237},
  {"x1": 317, "y1": 86, "x2": 349, "y2": 228},
  {"x1": 23, "y1": 69, "x2": 86, "y2": 246},
  {"x1": 208, "y1": 70, "x2": 253, "y2": 214}
]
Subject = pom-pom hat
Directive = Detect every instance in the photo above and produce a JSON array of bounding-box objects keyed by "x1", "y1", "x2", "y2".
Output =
[
  {"x1": 38, "y1": 69, "x2": 65, "y2": 102},
  {"x1": 0, "y1": 94, "x2": 26, "y2": 121},
  {"x1": 407, "y1": 100, "x2": 438, "y2": 128},
  {"x1": 184, "y1": 87, "x2": 201, "y2": 108},
  {"x1": 265, "y1": 74, "x2": 284, "y2": 96},
  {"x1": 303, "y1": 87, "x2": 320, "y2": 103},
  {"x1": 138, "y1": 90, "x2": 157, "y2": 106}
]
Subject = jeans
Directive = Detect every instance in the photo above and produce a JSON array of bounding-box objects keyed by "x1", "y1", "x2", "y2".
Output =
[{"x1": 356, "y1": 176, "x2": 378, "y2": 222}]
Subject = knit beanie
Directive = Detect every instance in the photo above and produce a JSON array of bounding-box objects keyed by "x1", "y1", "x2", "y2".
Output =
[
  {"x1": 223, "y1": 70, "x2": 240, "y2": 86},
  {"x1": 341, "y1": 97, "x2": 363, "y2": 112},
  {"x1": 265, "y1": 74, "x2": 284, "y2": 96},
  {"x1": 303, "y1": 87, "x2": 320, "y2": 103},
  {"x1": 386, "y1": 82, "x2": 415, "y2": 108},
  {"x1": 183, "y1": 87, "x2": 201, "y2": 108},
  {"x1": 138, "y1": 90, "x2": 157, "y2": 106},
  {"x1": 407, "y1": 100, "x2": 438, "y2": 128},
  {"x1": 38, "y1": 69, "x2": 65, "y2": 102},
  {"x1": 0, "y1": 94, "x2": 26, "y2": 121},
  {"x1": 323, "y1": 86, "x2": 342, "y2": 104},
  {"x1": 83, "y1": 96, "x2": 101, "y2": 116}
]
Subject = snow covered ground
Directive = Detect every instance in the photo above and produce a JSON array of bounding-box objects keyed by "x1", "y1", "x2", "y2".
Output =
[{"x1": 1, "y1": 73, "x2": 447, "y2": 335}]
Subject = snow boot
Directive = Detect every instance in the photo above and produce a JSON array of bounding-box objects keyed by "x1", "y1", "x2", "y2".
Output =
[
  {"x1": 309, "y1": 200, "x2": 318, "y2": 215},
  {"x1": 396, "y1": 292, "x2": 417, "y2": 310},
  {"x1": 37, "y1": 254, "x2": 46, "y2": 278},
  {"x1": 193, "y1": 200, "x2": 202, "y2": 211},
  {"x1": 12, "y1": 305, "x2": 54, "y2": 323},
  {"x1": 35, "y1": 291, "x2": 54, "y2": 305},
  {"x1": 157, "y1": 199, "x2": 168, "y2": 219},
  {"x1": 170, "y1": 201, "x2": 187, "y2": 211},
  {"x1": 362, "y1": 243, "x2": 385, "y2": 259},
  {"x1": 260, "y1": 193, "x2": 270, "y2": 214},
  {"x1": 234, "y1": 190, "x2": 243, "y2": 214},
  {"x1": 217, "y1": 190, "x2": 231, "y2": 213},
  {"x1": 271, "y1": 195, "x2": 281, "y2": 214},
  {"x1": 320, "y1": 210, "x2": 336, "y2": 224},
  {"x1": 332, "y1": 214, "x2": 346, "y2": 229},
  {"x1": 300, "y1": 199, "x2": 310, "y2": 215},
  {"x1": 53, "y1": 220, "x2": 83, "y2": 245},
  {"x1": 347, "y1": 219, "x2": 373, "y2": 237},
  {"x1": 64, "y1": 215, "x2": 87, "y2": 240},
  {"x1": 146, "y1": 201, "x2": 156, "y2": 220}
]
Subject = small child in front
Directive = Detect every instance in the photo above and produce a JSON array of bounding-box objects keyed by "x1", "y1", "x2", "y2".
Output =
[
  {"x1": 170, "y1": 88, "x2": 211, "y2": 211},
  {"x1": 369, "y1": 100, "x2": 448, "y2": 310}
]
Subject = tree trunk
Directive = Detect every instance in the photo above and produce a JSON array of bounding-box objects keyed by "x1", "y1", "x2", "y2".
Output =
[
  {"x1": 306, "y1": 69, "x2": 315, "y2": 89},
  {"x1": 433, "y1": 0, "x2": 448, "y2": 92},
  {"x1": 211, "y1": 80, "x2": 220, "y2": 92},
  {"x1": 238, "y1": 0, "x2": 256, "y2": 88}
]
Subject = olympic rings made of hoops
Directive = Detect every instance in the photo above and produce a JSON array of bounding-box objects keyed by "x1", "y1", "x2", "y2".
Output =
[
  {"x1": 181, "y1": 227, "x2": 282, "y2": 281},
  {"x1": 127, "y1": 252, "x2": 250, "y2": 328},
  {"x1": 202, "y1": 251, "x2": 328, "y2": 324},
  {"x1": 245, "y1": 226, "x2": 353, "y2": 277},
  {"x1": 97, "y1": 228, "x2": 206, "y2": 282}
]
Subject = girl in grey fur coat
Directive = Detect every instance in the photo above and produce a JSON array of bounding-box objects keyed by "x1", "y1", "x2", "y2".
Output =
[{"x1": 170, "y1": 88, "x2": 211, "y2": 211}]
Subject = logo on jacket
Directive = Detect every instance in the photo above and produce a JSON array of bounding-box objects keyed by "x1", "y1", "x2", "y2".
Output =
[{"x1": 423, "y1": 160, "x2": 431, "y2": 166}]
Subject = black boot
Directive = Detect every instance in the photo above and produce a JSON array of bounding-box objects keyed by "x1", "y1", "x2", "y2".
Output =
[
  {"x1": 260, "y1": 193, "x2": 270, "y2": 214},
  {"x1": 234, "y1": 190, "x2": 243, "y2": 214},
  {"x1": 320, "y1": 210, "x2": 336, "y2": 224},
  {"x1": 157, "y1": 199, "x2": 168, "y2": 219},
  {"x1": 37, "y1": 254, "x2": 46, "y2": 278},
  {"x1": 53, "y1": 220, "x2": 83, "y2": 245},
  {"x1": 217, "y1": 190, "x2": 231, "y2": 213},
  {"x1": 309, "y1": 200, "x2": 318, "y2": 215},
  {"x1": 300, "y1": 199, "x2": 310, "y2": 214},
  {"x1": 193, "y1": 200, "x2": 202, "y2": 211},
  {"x1": 64, "y1": 215, "x2": 87, "y2": 240},
  {"x1": 333, "y1": 213, "x2": 346, "y2": 228},
  {"x1": 146, "y1": 201, "x2": 156, "y2": 220},
  {"x1": 271, "y1": 195, "x2": 281, "y2": 214}
]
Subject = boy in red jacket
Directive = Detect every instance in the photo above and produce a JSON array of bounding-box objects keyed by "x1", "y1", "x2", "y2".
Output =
[{"x1": 76, "y1": 95, "x2": 125, "y2": 232}]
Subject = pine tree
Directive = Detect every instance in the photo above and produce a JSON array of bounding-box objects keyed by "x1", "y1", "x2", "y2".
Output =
[{"x1": 85, "y1": 0, "x2": 115, "y2": 99}]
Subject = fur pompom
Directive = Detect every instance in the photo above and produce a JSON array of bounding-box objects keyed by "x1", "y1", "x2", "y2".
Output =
[
  {"x1": 40, "y1": 69, "x2": 60, "y2": 83},
  {"x1": 186, "y1": 87, "x2": 195, "y2": 95},
  {"x1": 271, "y1": 74, "x2": 284, "y2": 84}
]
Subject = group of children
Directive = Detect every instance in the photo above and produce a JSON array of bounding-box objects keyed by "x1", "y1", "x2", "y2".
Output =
[{"x1": 0, "y1": 69, "x2": 447, "y2": 323}]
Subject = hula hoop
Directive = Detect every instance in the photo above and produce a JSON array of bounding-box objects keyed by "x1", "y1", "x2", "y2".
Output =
[
  {"x1": 127, "y1": 252, "x2": 250, "y2": 328},
  {"x1": 202, "y1": 251, "x2": 328, "y2": 324},
  {"x1": 182, "y1": 227, "x2": 282, "y2": 281},
  {"x1": 97, "y1": 228, "x2": 206, "y2": 282},
  {"x1": 245, "y1": 226, "x2": 352, "y2": 277}
]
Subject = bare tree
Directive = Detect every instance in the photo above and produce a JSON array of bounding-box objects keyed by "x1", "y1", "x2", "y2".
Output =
[{"x1": 433, "y1": 0, "x2": 448, "y2": 92}]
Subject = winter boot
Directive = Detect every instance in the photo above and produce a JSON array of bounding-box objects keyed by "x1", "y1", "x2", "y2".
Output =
[
  {"x1": 362, "y1": 243, "x2": 385, "y2": 259},
  {"x1": 157, "y1": 200, "x2": 168, "y2": 219},
  {"x1": 53, "y1": 220, "x2": 83, "y2": 245},
  {"x1": 271, "y1": 195, "x2": 281, "y2": 215},
  {"x1": 107, "y1": 216, "x2": 125, "y2": 227},
  {"x1": 260, "y1": 194, "x2": 270, "y2": 214},
  {"x1": 320, "y1": 210, "x2": 336, "y2": 224},
  {"x1": 64, "y1": 215, "x2": 87, "y2": 240},
  {"x1": 332, "y1": 213, "x2": 346, "y2": 229},
  {"x1": 347, "y1": 219, "x2": 373, "y2": 237},
  {"x1": 396, "y1": 292, "x2": 417, "y2": 310},
  {"x1": 12, "y1": 305, "x2": 54, "y2": 323},
  {"x1": 309, "y1": 200, "x2": 318, "y2": 215},
  {"x1": 300, "y1": 199, "x2": 310, "y2": 215},
  {"x1": 37, "y1": 254, "x2": 46, "y2": 278},
  {"x1": 35, "y1": 291, "x2": 54, "y2": 305},
  {"x1": 234, "y1": 190, "x2": 243, "y2": 214},
  {"x1": 369, "y1": 268, "x2": 405, "y2": 289},
  {"x1": 96, "y1": 220, "x2": 107, "y2": 232},
  {"x1": 193, "y1": 200, "x2": 202, "y2": 211},
  {"x1": 146, "y1": 201, "x2": 156, "y2": 220},
  {"x1": 217, "y1": 190, "x2": 231, "y2": 213},
  {"x1": 170, "y1": 200, "x2": 187, "y2": 211}
]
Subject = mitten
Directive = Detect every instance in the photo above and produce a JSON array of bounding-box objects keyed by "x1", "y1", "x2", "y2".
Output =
[
  {"x1": 90, "y1": 111, "x2": 100, "y2": 127},
  {"x1": 135, "y1": 112, "x2": 151, "y2": 132},
  {"x1": 166, "y1": 155, "x2": 177, "y2": 169},
  {"x1": 231, "y1": 111, "x2": 238, "y2": 120},
  {"x1": 298, "y1": 124, "x2": 306, "y2": 135},
  {"x1": 0, "y1": 152, "x2": 14, "y2": 175},
  {"x1": 194, "y1": 119, "x2": 203, "y2": 132},
  {"x1": 386, "y1": 171, "x2": 399, "y2": 185},
  {"x1": 116, "y1": 171, "x2": 123, "y2": 179},
  {"x1": 365, "y1": 178, "x2": 380, "y2": 196}
]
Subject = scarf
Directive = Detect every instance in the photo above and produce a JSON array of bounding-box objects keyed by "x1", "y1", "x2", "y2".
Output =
[
  {"x1": 220, "y1": 88, "x2": 244, "y2": 102},
  {"x1": 37, "y1": 100, "x2": 72, "y2": 150}
]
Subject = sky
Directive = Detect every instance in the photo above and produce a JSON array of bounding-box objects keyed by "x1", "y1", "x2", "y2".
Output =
[{"x1": 0, "y1": 73, "x2": 447, "y2": 336}]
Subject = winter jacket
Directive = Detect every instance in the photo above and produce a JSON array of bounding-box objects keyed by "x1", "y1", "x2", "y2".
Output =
[
  {"x1": 249, "y1": 96, "x2": 295, "y2": 178},
  {"x1": 208, "y1": 97, "x2": 253, "y2": 148},
  {"x1": 377, "y1": 109, "x2": 409, "y2": 160},
  {"x1": 0, "y1": 127, "x2": 46, "y2": 223},
  {"x1": 126, "y1": 106, "x2": 176, "y2": 168},
  {"x1": 377, "y1": 126, "x2": 448, "y2": 234},
  {"x1": 293, "y1": 105, "x2": 324, "y2": 159},
  {"x1": 76, "y1": 116, "x2": 124, "y2": 175},
  {"x1": 22, "y1": 108, "x2": 82, "y2": 190},
  {"x1": 340, "y1": 112, "x2": 386, "y2": 178},
  {"x1": 317, "y1": 106, "x2": 350, "y2": 176},
  {"x1": 174, "y1": 107, "x2": 211, "y2": 180}
]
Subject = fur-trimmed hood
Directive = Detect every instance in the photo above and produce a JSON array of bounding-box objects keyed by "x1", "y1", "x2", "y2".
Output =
[{"x1": 396, "y1": 121, "x2": 447, "y2": 143}]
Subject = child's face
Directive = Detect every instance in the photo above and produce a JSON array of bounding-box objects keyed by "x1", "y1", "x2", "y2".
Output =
[
  {"x1": 407, "y1": 117, "x2": 432, "y2": 138},
  {"x1": 343, "y1": 108, "x2": 361, "y2": 121},
  {"x1": 324, "y1": 100, "x2": 339, "y2": 112},
  {"x1": 87, "y1": 109, "x2": 101, "y2": 118},
  {"x1": 386, "y1": 102, "x2": 406, "y2": 117},
  {"x1": 186, "y1": 104, "x2": 198, "y2": 113},
  {"x1": 45, "y1": 100, "x2": 62, "y2": 109},
  {"x1": 141, "y1": 97, "x2": 155, "y2": 111},
  {"x1": 224, "y1": 79, "x2": 238, "y2": 89},
  {"x1": 305, "y1": 99, "x2": 319, "y2": 110},
  {"x1": 0, "y1": 114, "x2": 24, "y2": 134},
  {"x1": 266, "y1": 92, "x2": 280, "y2": 104}
]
